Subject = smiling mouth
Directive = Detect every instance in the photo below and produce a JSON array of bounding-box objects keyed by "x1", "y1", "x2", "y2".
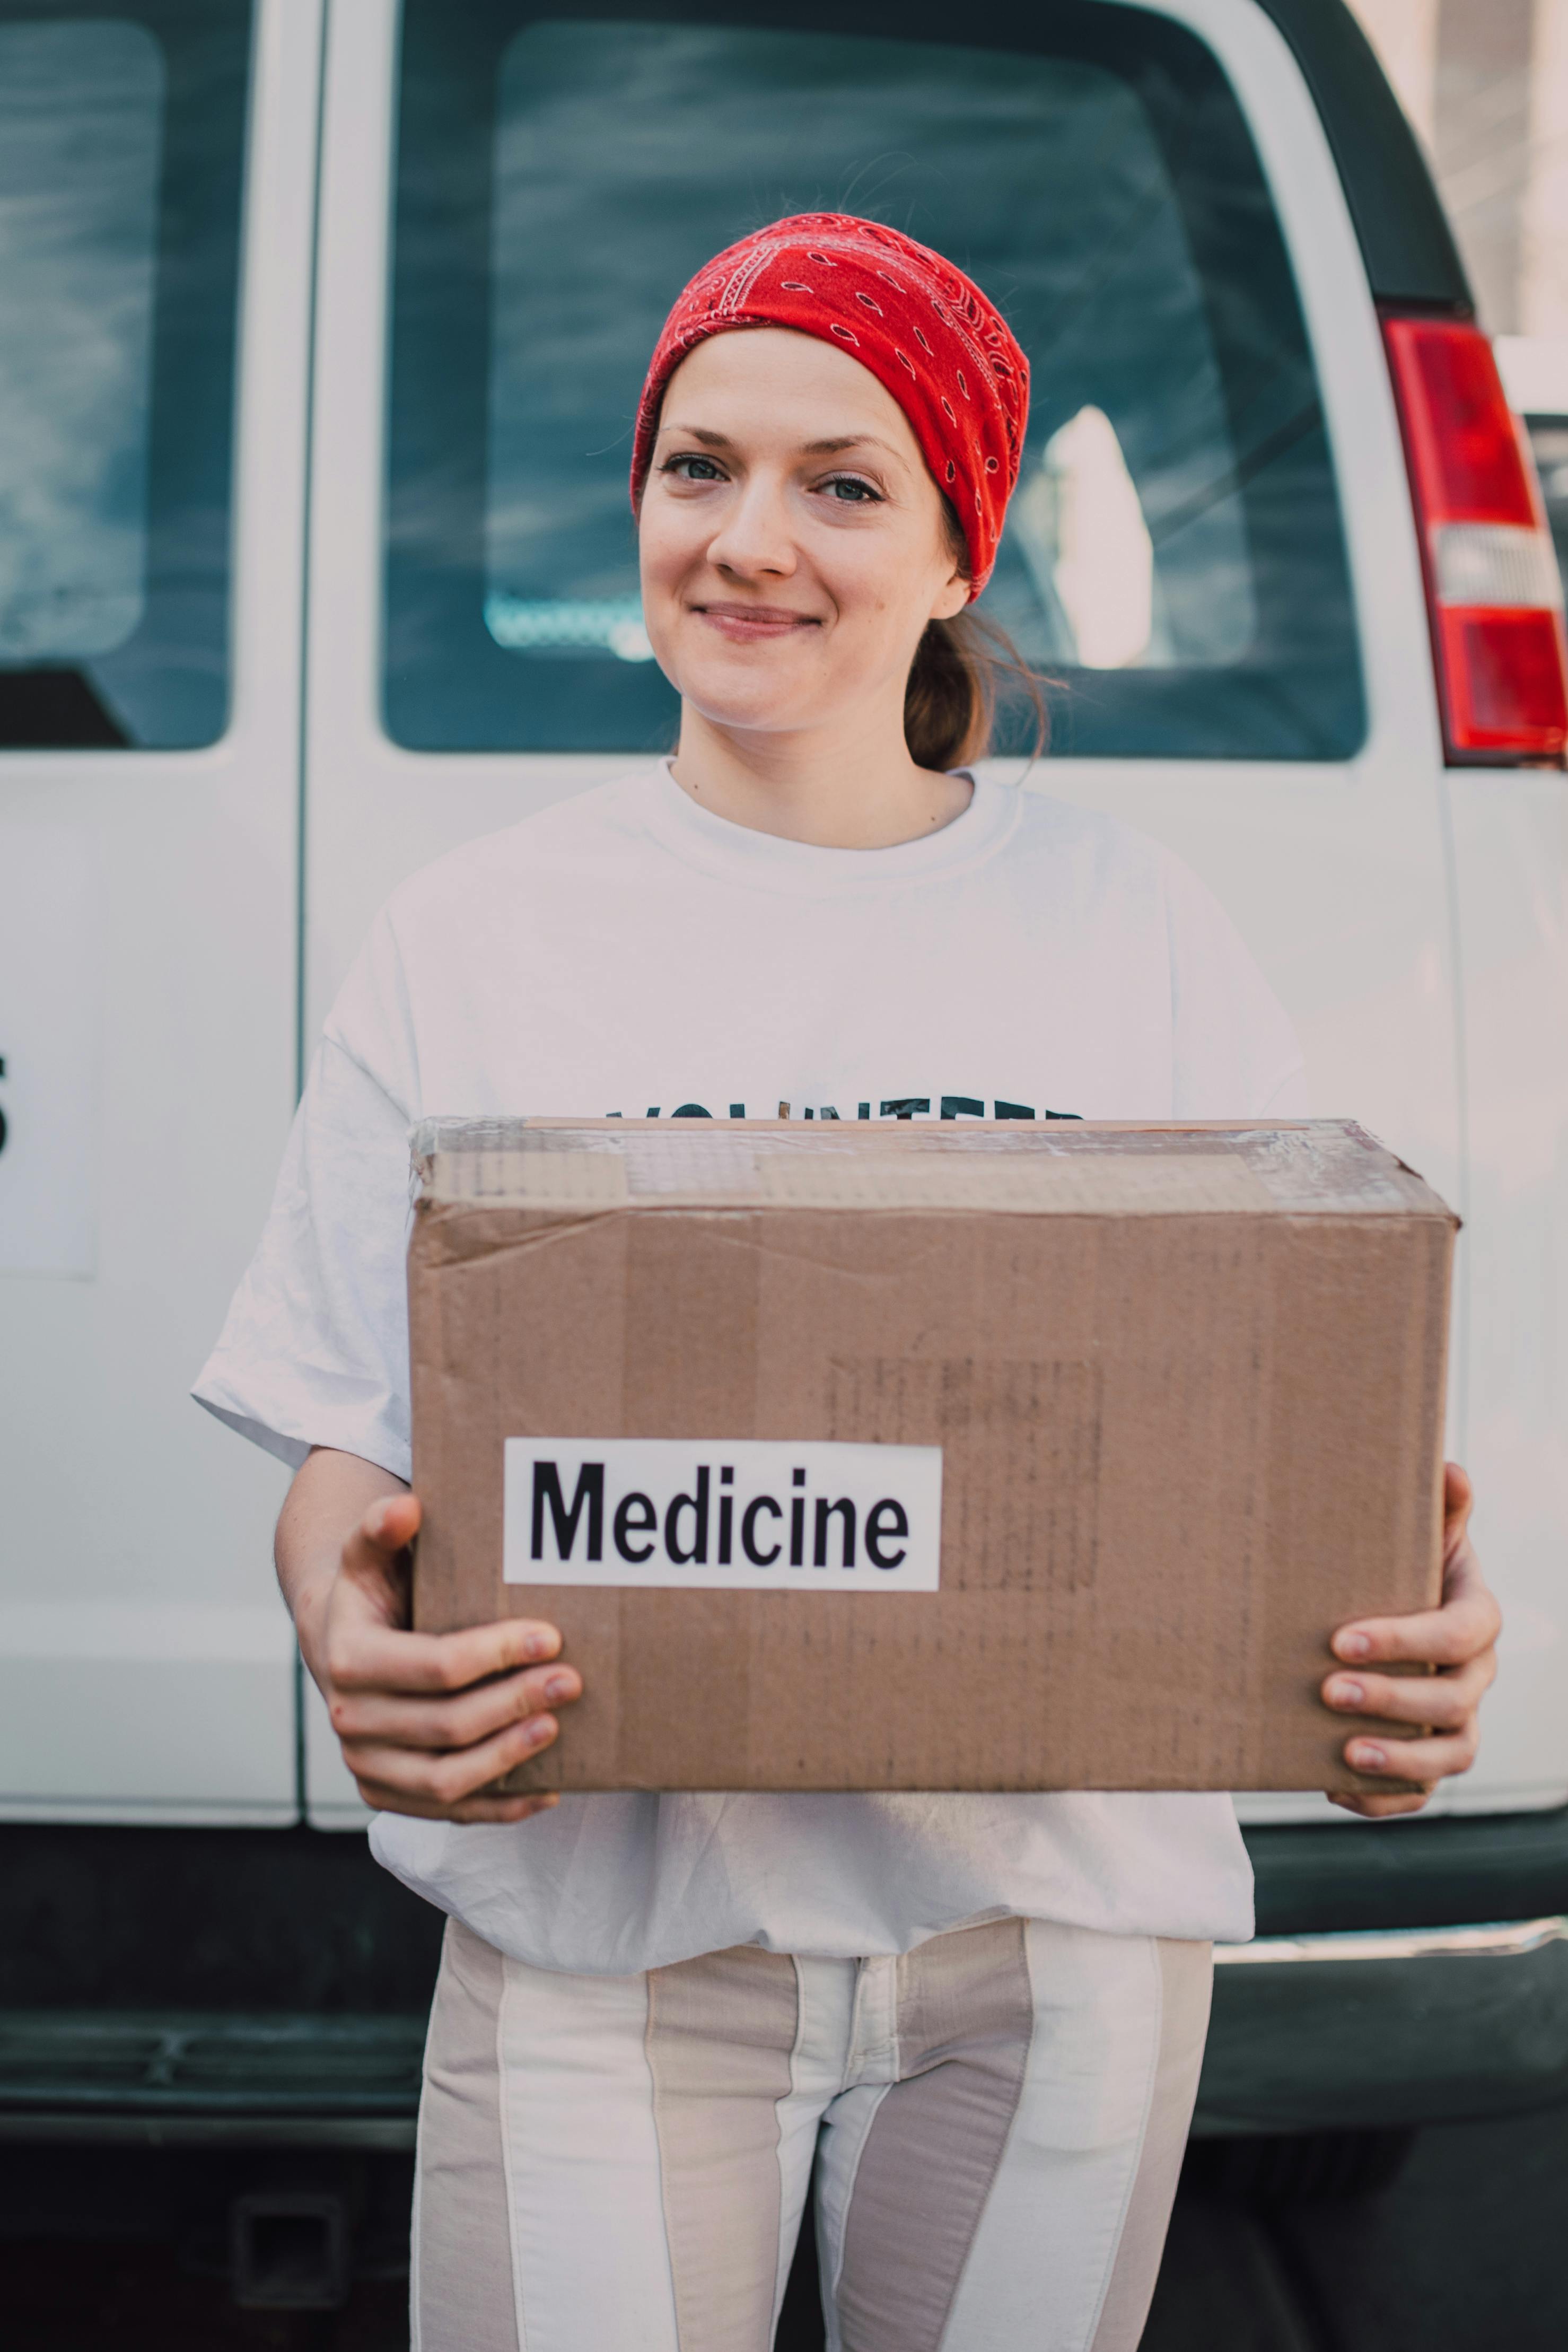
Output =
[{"x1": 692, "y1": 602, "x2": 821, "y2": 639}]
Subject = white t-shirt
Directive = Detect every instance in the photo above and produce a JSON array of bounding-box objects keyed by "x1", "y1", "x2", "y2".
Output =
[{"x1": 196, "y1": 764, "x2": 1307, "y2": 1973}]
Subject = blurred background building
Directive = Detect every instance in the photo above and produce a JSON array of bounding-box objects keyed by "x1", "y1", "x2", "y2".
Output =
[{"x1": 1351, "y1": 0, "x2": 1568, "y2": 339}]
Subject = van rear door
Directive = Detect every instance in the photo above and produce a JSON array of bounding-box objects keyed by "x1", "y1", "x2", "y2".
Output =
[
  {"x1": 302, "y1": 0, "x2": 1526, "y2": 1820},
  {"x1": 0, "y1": 0, "x2": 319, "y2": 1822}
]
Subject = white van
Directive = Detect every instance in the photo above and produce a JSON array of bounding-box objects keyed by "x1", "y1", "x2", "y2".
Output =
[{"x1": 4, "y1": 0, "x2": 1567, "y2": 2207}]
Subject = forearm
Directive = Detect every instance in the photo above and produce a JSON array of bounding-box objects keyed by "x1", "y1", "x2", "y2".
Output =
[{"x1": 276, "y1": 1446, "x2": 409, "y2": 1685}]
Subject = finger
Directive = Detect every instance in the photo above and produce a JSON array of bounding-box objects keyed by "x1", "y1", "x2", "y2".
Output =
[
  {"x1": 1322, "y1": 1650, "x2": 1496, "y2": 1729},
  {"x1": 1332, "y1": 1570, "x2": 1502, "y2": 1669},
  {"x1": 355, "y1": 1781, "x2": 560, "y2": 1825},
  {"x1": 341, "y1": 1709, "x2": 560, "y2": 1807},
  {"x1": 1328, "y1": 1789, "x2": 1432, "y2": 1818},
  {"x1": 331, "y1": 1662, "x2": 581, "y2": 1751},
  {"x1": 326, "y1": 1611, "x2": 564, "y2": 1697},
  {"x1": 1341, "y1": 1726, "x2": 1478, "y2": 1782}
]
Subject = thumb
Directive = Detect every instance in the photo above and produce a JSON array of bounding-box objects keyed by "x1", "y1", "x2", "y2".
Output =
[
  {"x1": 343, "y1": 1490, "x2": 422, "y2": 1584},
  {"x1": 1443, "y1": 1462, "x2": 1473, "y2": 1553}
]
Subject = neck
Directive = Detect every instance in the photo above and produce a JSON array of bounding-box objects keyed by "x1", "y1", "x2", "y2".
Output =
[{"x1": 670, "y1": 697, "x2": 973, "y2": 849}]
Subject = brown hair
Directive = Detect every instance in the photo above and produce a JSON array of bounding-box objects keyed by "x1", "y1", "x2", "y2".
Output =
[{"x1": 904, "y1": 500, "x2": 1047, "y2": 772}]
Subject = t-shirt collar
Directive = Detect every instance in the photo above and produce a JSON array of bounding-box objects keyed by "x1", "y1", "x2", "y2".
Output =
[{"x1": 637, "y1": 757, "x2": 1022, "y2": 896}]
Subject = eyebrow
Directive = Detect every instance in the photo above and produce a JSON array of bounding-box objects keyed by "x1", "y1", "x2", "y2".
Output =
[{"x1": 657, "y1": 424, "x2": 906, "y2": 461}]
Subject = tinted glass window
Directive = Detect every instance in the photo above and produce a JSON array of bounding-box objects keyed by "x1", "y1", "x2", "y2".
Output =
[
  {"x1": 388, "y1": 2, "x2": 1364, "y2": 760},
  {"x1": 0, "y1": 2, "x2": 249, "y2": 749}
]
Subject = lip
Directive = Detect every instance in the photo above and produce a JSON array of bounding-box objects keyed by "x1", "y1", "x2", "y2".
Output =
[{"x1": 691, "y1": 601, "x2": 821, "y2": 642}]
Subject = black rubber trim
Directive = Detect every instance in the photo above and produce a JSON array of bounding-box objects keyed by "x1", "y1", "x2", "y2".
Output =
[
  {"x1": 1252, "y1": 0, "x2": 1471, "y2": 311},
  {"x1": 1247, "y1": 1806, "x2": 1568, "y2": 1936},
  {"x1": 0, "y1": 1826, "x2": 445, "y2": 2013}
]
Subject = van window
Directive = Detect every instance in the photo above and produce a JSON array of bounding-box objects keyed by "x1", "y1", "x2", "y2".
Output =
[
  {"x1": 0, "y1": 3, "x2": 250, "y2": 750},
  {"x1": 387, "y1": 4, "x2": 1364, "y2": 762}
]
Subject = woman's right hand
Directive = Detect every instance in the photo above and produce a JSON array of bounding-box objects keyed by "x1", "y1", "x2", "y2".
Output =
[{"x1": 299, "y1": 1480, "x2": 581, "y2": 1824}]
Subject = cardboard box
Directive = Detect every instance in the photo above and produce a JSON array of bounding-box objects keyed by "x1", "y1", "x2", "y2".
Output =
[{"x1": 408, "y1": 1118, "x2": 1456, "y2": 1795}]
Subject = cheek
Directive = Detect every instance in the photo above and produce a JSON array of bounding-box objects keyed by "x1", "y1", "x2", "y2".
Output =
[
  {"x1": 637, "y1": 499, "x2": 703, "y2": 593},
  {"x1": 812, "y1": 531, "x2": 939, "y2": 635}
]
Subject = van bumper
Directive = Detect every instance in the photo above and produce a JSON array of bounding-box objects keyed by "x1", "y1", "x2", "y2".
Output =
[
  {"x1": 1197, "y1": 1914, "x2": 1568, "y2": 2135},
  {"x1": 0, "y1": 1813, "x2": 1566, "y2": 2146},
  {"x1": 1193, "y1": 1809, "x2": 1568, "y2": 2135}
]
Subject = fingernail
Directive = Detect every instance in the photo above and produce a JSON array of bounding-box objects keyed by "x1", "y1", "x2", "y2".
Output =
[
  {"x1": 1330, "y1": 1678, "x2": 1365, "y2": 1708},
  {"x1": 522, "y1": 1630, "x2": 553, "y2": 1662},
  {"x1": 544, "y1": 1672, "x2": 575, "y2": 1702},
  {"x1": 1337, "y1": 1632, "x2": 1371, "y2": 1660},
  {"x1": 522, "y1": 1714, "x2": 554, "y2": 1746},
  {"x1": 1351, "y1": 1741, "x2": 1386, "y2": 1769}
]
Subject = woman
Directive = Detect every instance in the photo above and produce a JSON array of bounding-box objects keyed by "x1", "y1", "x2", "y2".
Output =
[{"x1": 197, "y1": 216, "x2": 1499, "y2": 2352}]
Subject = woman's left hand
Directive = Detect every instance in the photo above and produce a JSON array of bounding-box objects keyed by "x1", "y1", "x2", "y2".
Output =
[{"x1": 1322, "y1": 1464, "x2": 1501, "y2": 1817}]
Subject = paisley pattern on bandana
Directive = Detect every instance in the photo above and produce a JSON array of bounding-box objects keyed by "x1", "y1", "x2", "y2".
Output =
[{"x1": 630, "y1": 214, "x2": 1029, "y2": 598}]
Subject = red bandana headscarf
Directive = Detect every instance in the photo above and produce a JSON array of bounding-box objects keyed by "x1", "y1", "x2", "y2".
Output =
[{"x1": 630, "y1": 213, "x2": 1029, "y2": 599}]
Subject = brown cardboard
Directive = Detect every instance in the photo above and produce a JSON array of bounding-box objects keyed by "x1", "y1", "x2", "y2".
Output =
[{"x1": 407, "y1": 1118, "x2": 1457, "y2": 1795}]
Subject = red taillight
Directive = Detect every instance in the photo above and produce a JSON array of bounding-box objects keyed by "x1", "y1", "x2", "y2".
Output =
[{"x1": 1382, "y1": 313, "x2": 1568, "y2": 763}]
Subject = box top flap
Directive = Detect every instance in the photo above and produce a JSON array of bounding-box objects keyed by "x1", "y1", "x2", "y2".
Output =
[{"x1": 410, "y1": 1117, "x2": 1456, "y2": 1221}]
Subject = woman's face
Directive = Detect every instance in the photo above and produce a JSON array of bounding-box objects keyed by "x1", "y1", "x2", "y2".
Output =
[{"x1": 638, "y1": 328, "x2": 970, "y2": 747}]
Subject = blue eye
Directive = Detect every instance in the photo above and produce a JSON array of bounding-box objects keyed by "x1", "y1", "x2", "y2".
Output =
[
  {"x1": 665, "y1": 453, "x2": 724, "y2": 481},
  {"x1": 825, "y1": 476, "x2": 880, "y2": 503}
]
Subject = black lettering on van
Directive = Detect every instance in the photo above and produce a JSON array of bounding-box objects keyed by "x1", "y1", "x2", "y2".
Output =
[
  {"x1": 994, "y1": 1100, "x2": 1035, "y2": 1120},
  {"x1": 665, "y1": 1467, "x2": 711, "y2": 1563},
  {"x1": 672, "y1": 1103, "x2": 712, "y2": 1117},
  {"x1": 865, "y1": 1499, "x2": 909, "y2": 1569},
  {"x1": 532, "y1": 1462, "x2": 604, "y2": 1562},
  {"x1": 742, "y1": 1495, "x2": 782, "y2": 1565},
  {"x1": 813, "y1": 1497, "x2": 856, "y2": 1568},
  {"x1": 613, "y1": 1491, "x2": 656, "y2": 1563},
  {"x1": 881, "y1": 1098, "x2": 930, "y2": 1120},
  {"x1": 941, "y1": 1097, "x2": 984, "y2": 1120}
]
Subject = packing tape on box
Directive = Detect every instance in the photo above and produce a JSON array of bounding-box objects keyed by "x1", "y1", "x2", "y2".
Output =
[{"x1": 424, "y1": 1145, "x2": 1273, "y2": 1213}]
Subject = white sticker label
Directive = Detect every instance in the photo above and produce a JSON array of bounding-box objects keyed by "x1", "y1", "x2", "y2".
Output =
[{"x1": 503, "y1": 1439, "x2": 942, "y2": 1591}]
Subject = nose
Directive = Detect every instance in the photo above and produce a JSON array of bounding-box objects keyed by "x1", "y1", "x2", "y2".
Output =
[{"x1": 704, "y1": 467, "x2": 797, "y2": 583}]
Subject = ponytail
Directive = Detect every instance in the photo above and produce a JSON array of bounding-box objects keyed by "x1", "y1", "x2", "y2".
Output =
[{"x1": 904, "y1": 500, "x2": 1047, "y2": 773}]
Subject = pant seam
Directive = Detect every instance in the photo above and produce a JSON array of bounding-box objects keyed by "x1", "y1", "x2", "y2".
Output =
[
  {"x1": 494, "y1": 1950, "x2": 528, "y2": 2352},
  {"x1": 1078, "y1": 1934, "x2": 1165, "y2": 2352},
  {"x1": 409, "y1": 1999, "x2": 427, "y2": 2352},
  {"x1": 772, "y1": 1955, "x2": 809, "y2": 2340},
  {"x1": 642, "y1": 1968, "x2": 689, "y2": 2347}
]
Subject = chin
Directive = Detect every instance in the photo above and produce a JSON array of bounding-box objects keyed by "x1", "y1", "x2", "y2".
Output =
[
  {"x1": 684, "y1": 694, "x2": 810, "y2": 737},
  {"x1": 672, "y1": 661, "x2": 819, "y2": 736}
]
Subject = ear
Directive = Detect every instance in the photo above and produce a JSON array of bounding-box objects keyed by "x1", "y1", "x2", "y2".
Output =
[{"x1": 930, "y1": 570, "x2": 971, "y2": 623}]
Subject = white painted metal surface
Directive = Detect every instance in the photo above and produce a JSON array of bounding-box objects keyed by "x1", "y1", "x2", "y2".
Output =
[{"x1": 0, "y1": 0, "x2": 323, "y2": 1820}]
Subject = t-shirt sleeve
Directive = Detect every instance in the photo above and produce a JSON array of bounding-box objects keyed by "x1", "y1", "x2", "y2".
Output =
[
  {"x1": 1161, "y1": 850, "x2": 1309, "y2": 1119},
  {"x1": 191, "y1": 913, "x2": 421, "y2": 1482}
]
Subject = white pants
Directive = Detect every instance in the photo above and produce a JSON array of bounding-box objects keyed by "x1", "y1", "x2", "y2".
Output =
[{"x1": 412, "y1": 1914, "x2": 1211, "y2": 2352}]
